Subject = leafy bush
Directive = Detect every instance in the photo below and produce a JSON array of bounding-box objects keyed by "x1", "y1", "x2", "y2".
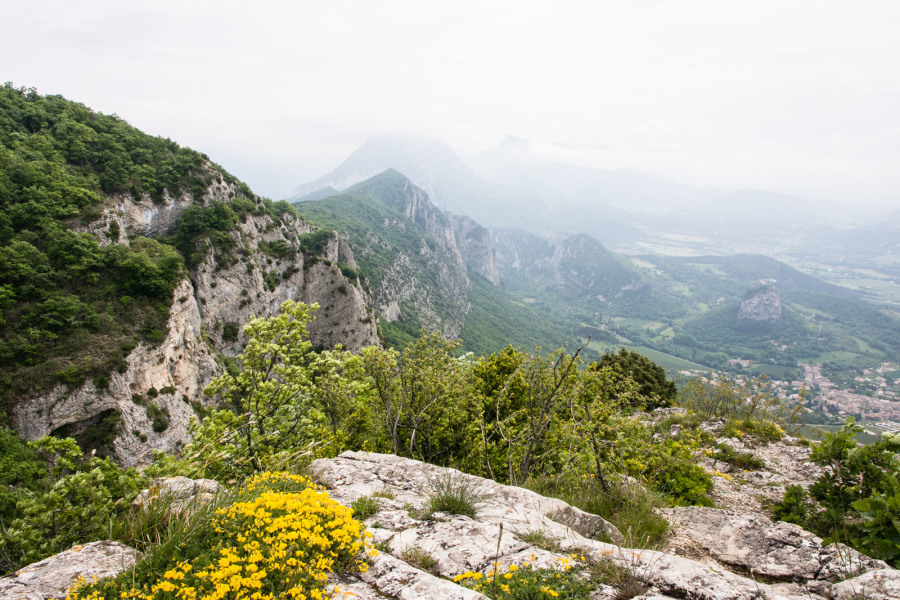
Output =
[
  {"x1": 221, "y1": 321, "x2": 239, "y2": 342},
  {"x1": 710, "y1": 443, "x2": 765, "y2": 471},
  {"x1": 0, "y1": 436, "x2": 145, "y2": 574},
  {"x1": 771, "y1": 420, "x2": 900, "y2": 567},
  {"x1": 589, "y1": 348, "x2": 677, "y2": 409},
  {"x1": 350, "y1": 495, "x2": 381, "y2": 520}
]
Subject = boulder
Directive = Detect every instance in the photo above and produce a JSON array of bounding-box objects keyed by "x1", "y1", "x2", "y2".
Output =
[
  {"x1": 132, "y1": 476, "x2": 224, "y2": 513},
  {"x1": 0, "y1": 541, "x2": 140, "y2": 600}
]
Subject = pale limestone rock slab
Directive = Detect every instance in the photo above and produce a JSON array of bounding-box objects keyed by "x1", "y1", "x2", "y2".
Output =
[
  {"x1": 0, "y1": 541, "x2": 140, "y2": 600},
  {"x1": 361, "y1": 553, "x2": 488, "y2": 600},
  {"x1": 831, "y1": 568, "x2": 900, "y2": 600},
  {"x1": 661, "y1": 506, "x2": 887, "y2": 581},
  {"x1": 312, "y1": 451, "x2": 897, "y2": 600},
  {"x1": 132, "y1": 476, "x2": 224, "y2": 513}
]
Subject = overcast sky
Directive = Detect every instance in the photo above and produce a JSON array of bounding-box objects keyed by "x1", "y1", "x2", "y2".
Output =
[{"x1": 4, "y1": 0, "x2": 899, "y2": 205}]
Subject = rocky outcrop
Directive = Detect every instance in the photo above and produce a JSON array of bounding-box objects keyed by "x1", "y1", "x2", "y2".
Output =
[
  {"x1": 737, "y1": 284, "x2": 782, "y2": 329},
  {"x1": 306, "y1": 451, "x2": 899, "y2": 600},
  {"x1": 701, "y1": 435, "x2": 823, "y2": 514},
  {"x1": 661, "y1": 506, "x2": 886, "y2": 584},
  {"x1": 8, "y1": 452, "x2": 898, "y2": 600},
  {"x1": 191, "y1": 213, "x2": 378, "y2": 353},
  {"x1": 75, "y1": 169, "x2": 242, "y2": 245},
  {"x1": 0, "y1": 541, "x2": 140, "y2": 600},
  {"x1": 13, "y1": 279, "x2": 218, "y2": 466},
  {"x1": 133, "y1": 476, "x2": 224, "y2": 513},
  {"x1": 490, "y1": 228, "x2": 649, "y2": 304},
  {"x1": 16, "y1": 170, "x2": 380, "y2": 465}
]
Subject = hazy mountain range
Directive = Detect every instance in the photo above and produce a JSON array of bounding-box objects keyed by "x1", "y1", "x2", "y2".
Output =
[{"x1": 290, "y1": 134, "x2": 886, "y2": 257}]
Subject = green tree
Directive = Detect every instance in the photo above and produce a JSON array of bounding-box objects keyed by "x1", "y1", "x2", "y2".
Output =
[
  {"x1": 361, "y1": 334, "x2": 472, "y2": 464},
  {"x1": 200, "y1": 300, "x2": 321, "y2": 473},
  {"x1": 589, "y1": 348, "x2": 676, "y2": 409}
]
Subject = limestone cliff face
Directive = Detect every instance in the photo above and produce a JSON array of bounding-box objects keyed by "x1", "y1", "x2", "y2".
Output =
[
  {"x1": 15, "y1": 173, "x2": 379, "y2": 465},
  {"x1": 13, "y1": 279, "x2": 218, "y2": 466},
  {"x1": 737, "y1": 285, "x2": 782, "y2": 330},
  {"x1": 192, "y1": 213, "x2": 378, "y2": 353},
  {"x1": 449, "y1": 214, "x2": 500, "y2": 285}
]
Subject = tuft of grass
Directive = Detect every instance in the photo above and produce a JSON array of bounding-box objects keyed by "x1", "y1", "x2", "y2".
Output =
[
  {"x1": 588, "y1": 558, "x2": 648, "y2": 600},
  {"x1": 426, "y1": 473, "x2": 486, "y2": 519},
  {"x1": 525, "y1": 475, "x2": 669, "y2": 550},
  {"x1": 517, "y1": 529, "x2": 562, "y2": 553},
  {"x1": 401, "y1": 547, "x2": 438, "y2": 573},
  {"x1": 350, "y1": 495, "x2": 381, "y2": 520},
  {"x1": 371, "y1": 486, "x2": 396, "y2": 500}
]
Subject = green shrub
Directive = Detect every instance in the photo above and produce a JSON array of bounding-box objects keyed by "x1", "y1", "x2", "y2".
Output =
[
  {"x1": 0, "y1": 436, "x2": 146, "y2": 574},
  {"x1": 350, "y1": 495, "x2": 381, "y2": 520},
  {"x1": 146, "y1": 403, "x2": 170, "y2": 433},
  {"x1": 710, "y1": 443, "x2": 765, "y2": 470},
  {"x1": 222, "y1": 321, "x2": 240, "y2": 342}
]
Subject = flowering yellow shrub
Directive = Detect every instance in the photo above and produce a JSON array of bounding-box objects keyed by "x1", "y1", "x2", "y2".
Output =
[
  {"x1": 67, "y1": 472, "x2": 374, "y2": 600},
  {"x1": 453, "y1": 556, "x2": 592, "y2": 599}
]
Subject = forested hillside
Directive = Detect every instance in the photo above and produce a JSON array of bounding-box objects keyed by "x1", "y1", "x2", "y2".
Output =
[{"x1": 0, "y1": 84, "x2": 216, "y2": 421}]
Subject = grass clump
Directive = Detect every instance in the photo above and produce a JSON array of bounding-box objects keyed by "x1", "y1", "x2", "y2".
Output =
[
  {"x1": 426, "y1": 473, "x2": 486, "y2": 519},
  {"x1": 401, "y1": 547, "x2": 438, "y2": 573},
  {"x1": 526, "y1": 475, "x2": 669, "y2": 550},
  {"x1": 709, "y1": 443, "x2": 765, "y2": 471},
  {"x1": 517, "y1": 529, "x2": 562, "y2": 553},
  {"x1": 588, "y1": 558, "x2": 648, "y2": 600},
  {"x1": 371, "y1": 486, "x2": 396, "y2": 500}
]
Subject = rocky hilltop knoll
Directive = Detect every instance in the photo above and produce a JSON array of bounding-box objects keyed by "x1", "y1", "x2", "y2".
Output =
[
  {"x1": 4, "y1": 451, "x2": 897, "y2": 600},
  {"x1": 296, "y1": 170, "x2": 501, "y2": 342}
]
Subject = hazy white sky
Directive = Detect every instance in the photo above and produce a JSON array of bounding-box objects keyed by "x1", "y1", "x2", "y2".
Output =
[{"x1": 4, "y1": 0, "x2": 899, "y2": 204}]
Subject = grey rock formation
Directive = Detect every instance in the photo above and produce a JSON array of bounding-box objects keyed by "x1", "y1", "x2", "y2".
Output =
[
  {"x1": 661, "y1": 506, "x2": 886, "y2": 582},
  {"x1": 14, "y1": 171, "x2": 379, "y2": 465},
  {"x1": 738, "y1": 284, "x2": 782, "y2": 328},
  {"x1": 133, "y1": 476, "x2": 224, "y2": 513},
  {"x1": 191, "y1": 213, "x2": 378, "y2": 354},
  {"x1": 831, "y1": 568, "x2": 900, "y2": 600},
  {"x1": 449, "y1": 214, "x2": 501, "y2": 285},
  {"x1": 0, "y1": 541, "x2": 140, "y2": 600},
  {"x1": 13, "y1": 279, "x2": 218, "y2": 466}
]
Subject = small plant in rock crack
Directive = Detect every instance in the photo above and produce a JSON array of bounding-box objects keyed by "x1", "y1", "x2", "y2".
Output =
[
  {"x1": 517, "y1": 529, "x2": 563, "y2": 553},
  {"x1": 371, "y1": 486, "x2": 396, "y2": 500},
  {"x1": 401, "y1": 547, "x2": 438, "y2": 573},
  {"x1": 351, "y1": 495, "x2": 381, "y2": 520},
  {"x1": 587, "y1": 557, "x2": 648, "y2": 600},
  {"x1": 426, "y1": 472, "x2": 487, "y2": 518}
]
